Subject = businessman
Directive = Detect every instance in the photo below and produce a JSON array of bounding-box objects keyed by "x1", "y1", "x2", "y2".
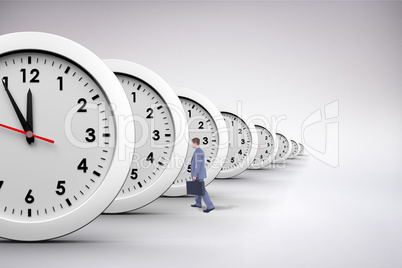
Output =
[{"x1": 190, "y1": 137, "x2": 215, "y2": 213}]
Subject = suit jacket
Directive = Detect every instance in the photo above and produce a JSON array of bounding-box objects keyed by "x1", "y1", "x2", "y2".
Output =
[{"x1": 191, "y1": 146, "x2": 207, "y2": 181}]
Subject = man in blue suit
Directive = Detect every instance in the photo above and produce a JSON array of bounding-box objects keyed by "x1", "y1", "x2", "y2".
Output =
[{"x1": 190, "y1": 137, "x2": 215, "y2": 213}]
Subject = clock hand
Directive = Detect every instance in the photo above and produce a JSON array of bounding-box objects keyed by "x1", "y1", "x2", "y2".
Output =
[
  {"x1": 0, "y1": 123, "x2": 54, "y2": 144},
  {"x1": 26, "y1": 89, "x2": 34, "y2": 144},
  {"x1": 1, "y1": 78, "x2": 34, "y2": 144}
]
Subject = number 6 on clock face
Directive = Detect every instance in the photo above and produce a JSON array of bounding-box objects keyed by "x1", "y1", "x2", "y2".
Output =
[
  {"x1": 103, "y1": 59, "x2": 188, "y2": 213},
  {"x1": 0, "y1": 32, "x2": 134, "y2": 241}
]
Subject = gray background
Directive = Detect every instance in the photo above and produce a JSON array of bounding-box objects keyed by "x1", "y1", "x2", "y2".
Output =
[{"x1": 0, "y1": 1, "x2": 401, "y2": 267}]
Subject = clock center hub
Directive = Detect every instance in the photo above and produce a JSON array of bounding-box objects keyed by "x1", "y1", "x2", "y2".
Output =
[{"x1": 26, "y1": 131, "x2": 33, "y2": 138}]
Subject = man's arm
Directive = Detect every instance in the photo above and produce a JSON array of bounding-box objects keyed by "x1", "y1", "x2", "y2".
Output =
[{"x1": 192, "y1": 151, "x2": 203, "y2": 180}]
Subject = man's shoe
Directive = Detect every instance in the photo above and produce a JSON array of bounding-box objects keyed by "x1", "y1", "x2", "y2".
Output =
[
  {"x1": 191, "y1": 204, "x2": 202, "y2": 208},
  {"x1": 203, "y1": 207, "x2": 215, "y2": 213}
]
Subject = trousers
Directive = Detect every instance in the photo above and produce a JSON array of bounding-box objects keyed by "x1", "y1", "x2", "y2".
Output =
[{"x1": 195, "y1": 182, "x2": 215, "y2": 210}]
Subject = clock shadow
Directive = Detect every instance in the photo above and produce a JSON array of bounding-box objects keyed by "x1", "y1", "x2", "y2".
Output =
[
  {"x1": 0, "y1": 239, "x2": 102, "y2": 244},
  {"x1": 101, "y1": 212, "x2": 167, "y2": 216}
]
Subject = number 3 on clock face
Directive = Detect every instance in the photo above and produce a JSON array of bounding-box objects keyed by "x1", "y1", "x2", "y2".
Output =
[
  {"x1": 163, "y1": 87, "x2": 229, "y2": 197},
  {"x1": 216, "y1": 110, "x2": 258, "y2": 179},
  {"x1": 103, "y1": 59, "x2": 188, "y2": 213},
  {"x1": 0, "y1": 32, "x2": 134, "y2": 241}
]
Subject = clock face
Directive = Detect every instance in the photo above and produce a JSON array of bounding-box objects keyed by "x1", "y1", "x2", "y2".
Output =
[
  {"x1": 103, "y1": 60, "x2": 188, "y2": 213},
  {"x1": 113, "y1": 74, "x2": 174, "y2": 200},
  {"x1": 298, "y1": 143, "x2": 304, "y2": 155},
  {"x1": 289, "y1": 140, "x2": 299, "y2": 158},
  {"x1": 163, "y1": 87, "x2": 228, "y2": 196},
  {"x1": 172, "y1": 97, "x2": 218, "y2": 184},
  {"x1": 0, "y1": 33, "x2": 133, "y2": 241},
  {"x1": 0, "y1": 51, "x2": 116, "y2": 220},
  {"x1": 217, "y1": 112, "x2": 257, "y2": 178},
  {"x1": 249, "y1": 125, "x2": 275, "y2": 168},
  {"x1": 274, "y1": 133, "x2": 291, "y2": 162}
]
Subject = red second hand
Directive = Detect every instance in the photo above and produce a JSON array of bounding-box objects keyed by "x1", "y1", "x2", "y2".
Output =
[{"x1": 0, "y1": 123, "x2": 55, "y2": 144}]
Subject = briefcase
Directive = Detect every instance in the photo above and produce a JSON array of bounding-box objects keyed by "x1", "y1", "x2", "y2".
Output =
[{"x1": 186, "y1": 180, "x2": 205, "y2": 196}]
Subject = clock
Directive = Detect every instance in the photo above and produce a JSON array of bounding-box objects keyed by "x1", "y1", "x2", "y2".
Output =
[
  {"x1": 216, "y1": 110, "x2": 258, "y2": 178},
  {"x1": 248, "y1": 124, "x2": 276, "y2": 169},
  {"x1": 163, "y1": 87, "x2": 228, "y2": 196},
  {"x1": 103, "y1": 59, "x2": 188, "y2": 213},
  {"x1": 273, "y1": 133, "x2": 292, "y2": 163},
  {"x1": 298, "y1": 143, "x2": 305, "y2": 155},
  {"x1": 0, "y1": 32, "x2": 134, "y2": 241},
  {"x1": 288, "y1": 139, "x2": 299, "y2": 159}
]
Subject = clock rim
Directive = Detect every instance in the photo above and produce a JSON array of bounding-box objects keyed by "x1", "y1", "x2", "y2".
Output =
[
  {"x1": 273, "y1": 132, "x2": 292, "y2": 163},
  {"x1": 0, "y1": 32, "x2": 134, "y2": 241},
  {"x1": 216, "y1": 110, "x2": 258, "y2": 179},
  {"x1": 162, "y1": 87, "x2": 229, "y2": 196},
  {"x1": 288, "y1": 139, "x2": 300, "y2": 159},
  {"x1": 248, "y1": 124, "x2": 277, "y2": 169},
  {"x1": 298, "y1": 143, "x2": 305, "y2": 155},
  {"x1": 102, "y1": 59, "x2": 189, "y2": 213}
]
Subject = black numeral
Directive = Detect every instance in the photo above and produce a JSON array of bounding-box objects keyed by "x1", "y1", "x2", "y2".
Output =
[
  {"x1": 77, "y1": 98, "x2": 87, "y2": 112},
  {"x1": 198, "y1": 121, "x2": 204, "y2": 129},
  {"x1": 231, "y1": 157, "x2": 234, "y2": 163},
  {"x1": 238, "y1": 150, "x2": 242, "y2": 155},
  {"x1": 20, "y1": 68, "x2": 40, "y2": 83},
  {"x1": 187, "y1": 164, "x2": 191, "y2": 172},
  {"x1": 241, "y1": 139, "x2": 245, "y2": 144},
  {"x1": 238, "y1": 129, "x2": 242, "y2": 134},
  {"x1": 56, "y1": 181, "x2": 66, "y2": 195},
  {"x1": 131, "y1": 92, "x2": 136, "y2": 103},
  {"x1": 203, "y1": 137, "x2": 208, "y2": 145},
  {"x1": 130, "y1": 169, "x2": 138, "y2": 180},
  {"x1": 77, "y1": 158, "x2": 88, "y2": 173},
  {"x1": 147, "y1": 152, "x2": 154, "y2": 163},
  {"x1": 188, "y1": 110, "x2": 192, "y2": 118},
  {"x1": 85, "y1": 128, "x2": 96, "y2": 142},
  {"x1": 25, "y1": 189, "x2": 34, "y2": 204},
  {"x1": 57, "y1": 76, "x2": 63, "y2": 91},
  {"x1": 146, "y1": 108, "x2": 154, "y2": 119},
  {"x1": 152, "y1": 130, "x2": 160, "y2": 141}
]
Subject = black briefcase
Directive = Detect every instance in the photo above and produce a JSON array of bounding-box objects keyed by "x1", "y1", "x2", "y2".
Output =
[{"x1": 186, "y1": 180, "x2": 205, "y2": 196}]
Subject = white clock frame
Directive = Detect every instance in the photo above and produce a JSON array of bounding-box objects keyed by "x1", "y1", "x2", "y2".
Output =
[
  {"x1": 288, "y1": 139, "x2": 300, "y2": 159},
  {"x1": 273, "y1": 132, "x2": 292, "y2": 163},
  {"x1": 248, "y1": 124, "x2": 277, "y2": 169},
  {"x1": 103, "y1": 59, "x2": 188, "y2": 213},
  {"x1": 163, "y1": 87, "x2": 229, "y2": 196},
  {"x1": 0, "y1": 32, "x2": 134, "y2": 241},
  {"x1": 298, "y1": 143, "x2": 305, "y2": 155},
  {"x1": 216, "y1": 110, "x2": 258, "y2": 178}
]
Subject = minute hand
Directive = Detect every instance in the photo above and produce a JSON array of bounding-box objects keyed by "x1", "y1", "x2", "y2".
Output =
[{"x1": 1, "y1": 78, "x2": 32, "y2": 134}]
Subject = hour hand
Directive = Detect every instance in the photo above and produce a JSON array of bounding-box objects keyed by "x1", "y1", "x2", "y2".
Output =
[
  {"x1": 26, "y1": 89, "x2": 34, "y2": 144},
  {"x1": 1, "y1": 77, "x2": 34, "y2": 144}
]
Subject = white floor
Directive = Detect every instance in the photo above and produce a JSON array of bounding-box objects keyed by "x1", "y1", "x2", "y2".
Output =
[{"x1": 1, "y1": 154, "x2": 401, "y2": 268}]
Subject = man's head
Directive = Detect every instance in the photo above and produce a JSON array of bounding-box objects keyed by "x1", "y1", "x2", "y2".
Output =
[{"x1": 192, "y1": 137, "x2": 200, "y2": 149}]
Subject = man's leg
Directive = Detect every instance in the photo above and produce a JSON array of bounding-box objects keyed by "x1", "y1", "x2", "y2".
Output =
[
  {"x1": 195, "y1": 195, "x2": 202, "y2": 207},
  {"x1": 202, "y1": 188, "x2": 215, "y2": 210}
]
